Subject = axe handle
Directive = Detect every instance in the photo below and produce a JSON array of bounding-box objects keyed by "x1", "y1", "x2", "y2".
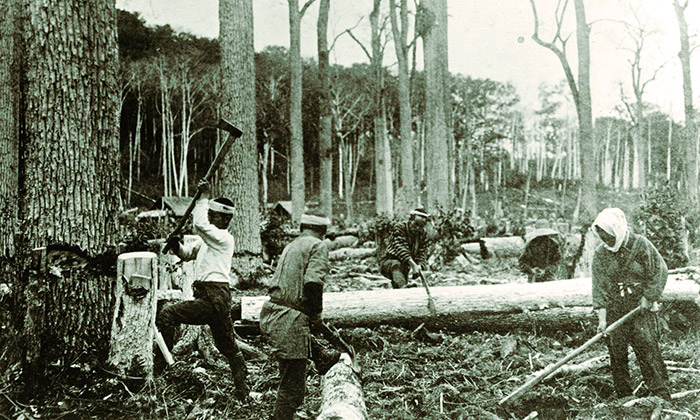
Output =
[
  {"x1": 417, "y1": 270, "x2": 437, "y2": 314},
  {"x1": 499, "y1": 305, "x2": 641, "y2": 405},
  {"x1": 163, "y1": 128, "x2": 241, "y2": 253},
  {"x1": 155, "y1": 329, "x2": 174, "y2": 366}
]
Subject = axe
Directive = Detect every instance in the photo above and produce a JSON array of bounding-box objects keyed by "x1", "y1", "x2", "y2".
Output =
[
  {"x1": 162, "y1": 119, "x2": 243, "y2": 254},
  {"x1": 417, "y1": 269, "x2": 437, "y2": 314}
]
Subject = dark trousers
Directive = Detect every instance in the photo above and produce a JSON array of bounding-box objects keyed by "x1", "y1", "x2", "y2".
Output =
[
  {"x1": 271, "y1": 338, "x2": 338, "y2": 419},
  {"x1": 607, "y1": 305, "x2": 671, "y2": 399},
  {"x1": 272, "y1": 359, "x2": 308, "y2": 420},
  {"x1": 380, "y1": 258, "x2": 409, "y2": 288},
  {"x1": 156, "y1": 282, "x2": 245, "y2": 369}
]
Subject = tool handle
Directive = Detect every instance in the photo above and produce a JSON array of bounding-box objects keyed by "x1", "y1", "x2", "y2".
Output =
[
  {"x1": 417, "y1": 270, "x2": 437, "y2": 314},
  {"x1": 155, "y1": 329, "x2": 174, "y2": 366},
  {"x1": 499, "y1": 306, "x2": 641, "y2": 405},
  {"x1": 162, "y1": 125, "x2": 242, "y2": 253}
]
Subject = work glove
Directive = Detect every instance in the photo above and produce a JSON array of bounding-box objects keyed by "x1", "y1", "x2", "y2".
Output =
[
  {"x1": 596, "y1": 319, "x2": 607, "y2": 336},
  {"x1": 197, "y1": 179, "x2": 211, "y2": 194},
  {"x1": 165, "y1": 235, "x2": 182, "y2": 254}
]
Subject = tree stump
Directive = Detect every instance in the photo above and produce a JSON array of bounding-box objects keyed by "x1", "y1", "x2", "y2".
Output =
[{"x1": 109, "y1": 252, "x2": 158, "y2": 377}]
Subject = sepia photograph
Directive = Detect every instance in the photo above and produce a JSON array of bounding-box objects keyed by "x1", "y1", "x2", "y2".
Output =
[{"x1": 1, "y1": 0, "x2": 699, "y2": 418}]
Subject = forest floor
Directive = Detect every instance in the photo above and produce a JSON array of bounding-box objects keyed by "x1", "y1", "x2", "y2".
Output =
[{"x1": 1, "y1": 253, "x2": 699, "y2": 420}]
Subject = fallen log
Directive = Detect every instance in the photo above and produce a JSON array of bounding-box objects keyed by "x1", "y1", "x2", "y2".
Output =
[
  {"x1": 329, "y1": 247, "x2": 376, "y2": 261},
  {"x1": 317, "y1": 353, "x2": 367, "y2": 420},
  {"x1": 463, "y1": 236, "x2": 525, "y2": 258},
  {"x1": 241, "y1": 272, "x2": 700, "y2": 332}
]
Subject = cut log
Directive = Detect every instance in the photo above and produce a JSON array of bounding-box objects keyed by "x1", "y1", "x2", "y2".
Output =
[
  {"x1": 241, "y1": 272, "x2": 700, "y2": 332},
  {"x1": 109, "y1": 252, "x2": 158, "y2": 377},
  {"x1": 462, "y1": 236, "x2": 525, "y2": 258},
  {"x1": 329, "y1": 247, "x2": 376, "y2": 261},
  {"x1": 317, "y1": 353, "x2": 368, "y2": 420}
]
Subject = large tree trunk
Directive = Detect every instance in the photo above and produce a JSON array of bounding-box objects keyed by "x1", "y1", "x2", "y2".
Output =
[
  {"x1": 241, "y1": 274, "x2": 700, "y2": 332},
  {"x1": 318, "y1": 0, "x2": 333, "y2": 221},
  {"x1": 0, "y1": 0, "x2": 19, "y2": 266},
  {"x1": 219, "y1": 0, "x2": 263, "y2": 283},
  {"x1": 288, "y1": 0, "x2": 305, "y2": 224},
  {"x1": 390, "y1": 0, "x2": 416, "y2": 215},
  {"x1": 14, "y1": 0, "x2": 121, "y2": 386},
  {"x1": 673, "y1": 0, "x2": 698, "y2": 202},
  {"x1": 422, "y1": 0, "x2": 450, "y2": 212},
  {"x1": 318, "y1": 354, "x2": 368, "y2": 420},
  {"x1": 573, "y1": 0, "x2": 596, "y2": 221}
]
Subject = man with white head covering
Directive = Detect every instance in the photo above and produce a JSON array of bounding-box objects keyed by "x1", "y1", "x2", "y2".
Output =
[
  {"x1": 260, "y1": 212, "x2": 340, "y2": 420},
  {"x1": 592, "y1": 208, "x2": 671, "y2": 400},
  {"x1": 380, "y1": 208, "x2": 432, "y2": 288},
  {"x1": 157, "y1": 179, "x2": 250, "y2": 401}
]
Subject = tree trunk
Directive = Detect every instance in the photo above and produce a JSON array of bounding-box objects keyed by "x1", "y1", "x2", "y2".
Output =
[
  {"x1": 390, "y1": 0, "x2": 416, "y2": 215},
  {"x1": 573, "y1": 0, "x2": 596, "y2": 222},
  {"x1": 673, "y1": 0, "x2": 698, "y2": 202},
  {"x1": 288, "y1": 0, "x2": 305, "y2": 224},
  {"x1": 422, "y1": 0, "x2": 450, "y2": 212},
  {"x1": 317, "y1": 354, "x2": 368, "y2": 420},
  {"x1": 219, "y1": 0, "x2": 263, "y2": 283},
  {"x1": 241, "y1": 274, "x2": 700, "y2": 332},
  {"x1": 462, "y1": 236, "x2": 525, "y2": 258},
  {"x1": 318, "y1": 0, "x2": 333, "y2": 220},
  {"x1": 11, "y1": 0, "x2": 121, "y2": 386},
  {"x1": 0, "y1": 0, "x2": 19, "y2": 262},
  {"x1": 109, "y1": 252, "x2": 158, "y2": 378}
]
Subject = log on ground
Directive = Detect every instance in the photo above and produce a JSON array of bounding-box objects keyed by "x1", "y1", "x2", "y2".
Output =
[
  {"x1": 329, "y1": 247, "x2": 376, "y2": 261},
  {"x1": 241, "y1": 273, "x2": 700, "y2": 332},
  {"x1": 317, "y1": 353, "x2": 368, "y2": 420}
]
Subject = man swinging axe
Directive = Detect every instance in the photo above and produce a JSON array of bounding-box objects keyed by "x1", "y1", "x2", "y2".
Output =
[
  {"x1": 260, "y1": 212, "x2": 344, "y2": 420},
  {"x1": 156, "y1": 120, "x2": 253, "y2": 402}
]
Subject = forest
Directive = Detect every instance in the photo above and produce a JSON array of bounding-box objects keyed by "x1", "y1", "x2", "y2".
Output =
[{"x1": 0, "y1": 0, "x2": 699, "y2": 419}]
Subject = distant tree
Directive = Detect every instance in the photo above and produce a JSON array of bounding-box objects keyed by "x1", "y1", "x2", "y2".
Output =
[
  {"x1": 219, "y1": 0, "x2": 262, "y2": 281},
  {"x1": 529, "y1": 0, "x2": 596, "y2": 222},
  {"x1": 673, "y1": 0, "x2": 697, "y2": 203},
  {"x1": 288, "y1": 0, "x2": 316, "y2": 224},
  {"x1": 420, "y1": 0, "x2": 451, "y2": 212},
  {"x1": 317, "y1": 0, "x2": 333, "y2": 220},
  {"x1": 619, "y1": 7, "x2": 664, "y2": 190},
  {"x1": 390, "y1": 0, "x2": 417, "y2": 214}
]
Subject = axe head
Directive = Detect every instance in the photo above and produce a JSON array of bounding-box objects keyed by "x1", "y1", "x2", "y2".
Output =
[{"x1": 217, "y1": 118, "x2": 243, "y2": 138}]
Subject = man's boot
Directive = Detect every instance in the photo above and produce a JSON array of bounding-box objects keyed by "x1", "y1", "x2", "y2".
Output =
[{"x1": 230, "y1": 355, "x2": 250, "y2": 402}]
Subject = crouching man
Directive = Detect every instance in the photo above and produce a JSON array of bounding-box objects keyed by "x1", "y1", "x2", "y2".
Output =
[
  {"x1": 157, "y1": 180, "x2": 250, "y2": 401},
  {"x1": 260, "y1": 213, "x2": 340, "y2": 420},
  {"x1": 592, "y1": 208, "x2": 671, "y2": 400},
  {"x1": 379, "y1": 208, "x2": 431, "y2": 288}
]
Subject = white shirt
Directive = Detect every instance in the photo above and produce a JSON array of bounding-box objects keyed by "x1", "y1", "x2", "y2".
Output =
[{"x1": 178, "y1": 199, "x2": 234, "y2": 284}]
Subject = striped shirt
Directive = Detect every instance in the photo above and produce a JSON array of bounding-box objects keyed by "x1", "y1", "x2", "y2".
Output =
[{"x1": 384, "y1": 220, "x2": 428, "y2": 266}]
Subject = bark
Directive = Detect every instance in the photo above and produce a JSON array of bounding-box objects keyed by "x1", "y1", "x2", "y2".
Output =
[
  {"x1": 317, "y1": 0, "x2": 333, "y2": 220},
  {"x1": 673, "y1": 0, "x2": 698, "y2": 202},
  {"x1": 219, "y1": 0, "x2": 263, "y2": 282},
  {"x1": 241, "y1": 274, "x2": 700, "y2": 332},
  {"x1": 573, "y1": 0, "x2": 596, "y2": 221},
  {"x1": 421, "y1": 0, "x2": 450, "y2": 211},
  {"x1": 317, "y1": 354, "x2": 368, "y2": 420},
  {"x1": 390, "y1": 0, "x2": 416, "y2": 214},
  {"x1": 287, "y1": 0, "x2": 307, "y2": 224},
  {"x1": 0, "y1": 0, "x2": 19, "y2": 259},
  {"x1": 109, "y1": 252, "x2": 158, "y2": 378},
  {"x1": 11, "y1": 0, "x2": 121, "y2": 386}
]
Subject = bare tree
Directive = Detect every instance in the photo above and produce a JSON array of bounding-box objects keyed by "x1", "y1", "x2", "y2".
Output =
[
  {"x1": 529, "y1": 0, "x2": 596, "y2": 221},
  {"x1": 219, "y1": 0, "x2": 263, "y2": 281},
  {"x1": 420, "y1": 0, "x2": 451, "y2": 211},
  {"x1": 673, "y1": 0, "x2": 698, "y2": 202},
  {"x1": 288, "y1": 0, "x2": 316, "y2": 224},
  {"x1": 348, "y1": 0, "x2": 393, "y2": 215},
  {"x1": 619, "y1": 8, "x2": 664, "y2": 190},
  {"x1": 390, "y1": 0, "x2": 417, "y2": 214},
  {"x1": 318, "y1": 0, "x2": 333, "y2": 220}
]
